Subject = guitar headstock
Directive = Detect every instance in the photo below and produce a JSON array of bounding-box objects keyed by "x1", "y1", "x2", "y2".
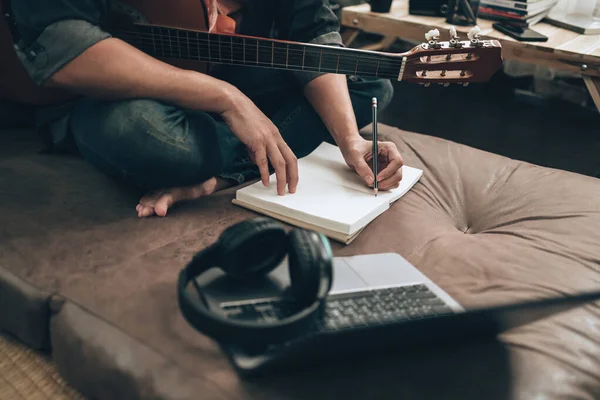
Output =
[{"x1": 398, "y1": 26, "x2": 503, "y2": 87}]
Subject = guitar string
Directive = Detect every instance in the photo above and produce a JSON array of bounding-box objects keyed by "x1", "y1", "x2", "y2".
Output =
[
  {"x1": 112, "y1": 31, "x2": 474, "y2": 75},
  {"x1": 112, "y1": 34, "x2": 409, "y2": 78},
  {"x1": 113, "y1": 33, "x2": 470, "y2": 80},
  {"x1": 112, "y1": 44, "x2": 402, "y2": 78},
  {"x1": 111, "y1": 30, "x2": 410, "y2": 66},
  {"x1": 111, "y1": 31, "x2": 474, "y2": 79},
  {"x1": 113, "y1": 28, "x2": 482, "y2": 63}
]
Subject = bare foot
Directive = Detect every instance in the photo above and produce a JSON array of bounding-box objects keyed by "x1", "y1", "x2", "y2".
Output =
[{"x1": 135, "y1": 177, "x2": 232, "y2": 218}]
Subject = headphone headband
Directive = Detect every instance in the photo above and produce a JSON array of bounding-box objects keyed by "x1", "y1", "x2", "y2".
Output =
[{"x1": 177, "y1": 218, "x2": 333, "y2": 346}]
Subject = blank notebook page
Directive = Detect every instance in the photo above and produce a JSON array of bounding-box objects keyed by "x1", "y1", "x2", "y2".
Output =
[
  {"x1": 235, "y1": 143, "x2": 423, "y2": 235},
  {"x1": 298, "y1": 142, "x2": 423, "y2": 201}
]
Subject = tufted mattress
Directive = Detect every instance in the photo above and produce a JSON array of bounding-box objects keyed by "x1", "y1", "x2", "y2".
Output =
[{"x1": 1, "y1": 124, "x2": 600, "y2": 400}]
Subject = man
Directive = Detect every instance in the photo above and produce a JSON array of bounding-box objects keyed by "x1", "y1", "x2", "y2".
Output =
[{"x1": 9, "y1": 0, "x2": 403, "y2": 217}]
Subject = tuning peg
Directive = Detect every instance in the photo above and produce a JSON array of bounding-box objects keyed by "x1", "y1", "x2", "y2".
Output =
[
  {"x1": 425, "y1": 29, "x2": 440, "y2": 41},
  {"x1": 467, "y1": 26, "x2": 485, "y2": 47},
  {"x1": 424, "y1": 29, "x2": 442, "y2": 49},
  {"x1": 448, "y1": 26, "x2": 463, "y2": 48},
  {"x1": 449, "y1": 26, "x2": 457, "y2": 39},
  {"x1": 467, "y1": 26, "x2": 480, "y2": 40}
]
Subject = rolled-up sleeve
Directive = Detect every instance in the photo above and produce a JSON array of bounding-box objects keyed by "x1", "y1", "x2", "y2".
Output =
[
  {"x1": 275, "y1": 0, "x2": 345, "y2": 86},
  {"x1": 10, "y1": 0, "x2": 110, "y2": 85}
]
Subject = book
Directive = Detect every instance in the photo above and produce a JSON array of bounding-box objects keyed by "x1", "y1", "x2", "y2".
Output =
[
  {"x1": 545, "y1": 9, "x2": 600, "y2": 34},
  {"x1": 481, "y1": 0, "x2": 557, "y2": 15},
  {"x1": 480, "y1": 6, "x2": 552, "y2": 26},
  {"x1": 232, "y1": 142, "x2": 423, "y2": 244}
]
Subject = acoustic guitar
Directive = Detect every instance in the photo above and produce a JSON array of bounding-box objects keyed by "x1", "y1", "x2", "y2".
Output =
[{"x1": 0, "y1": 0, "x2": 503, "y2": 106}]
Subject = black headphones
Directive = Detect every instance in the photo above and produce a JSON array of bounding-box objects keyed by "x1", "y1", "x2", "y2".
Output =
[{"x1": 177, "y1": 217, "x2": 334, "y2": 345}]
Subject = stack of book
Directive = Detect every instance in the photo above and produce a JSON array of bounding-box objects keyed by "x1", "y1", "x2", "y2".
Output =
[{"x1": 478, "y1": 0, "x2": 559, "y2": 29}]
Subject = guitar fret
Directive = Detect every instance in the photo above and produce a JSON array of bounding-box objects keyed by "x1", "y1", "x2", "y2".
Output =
[
  {"x1": 168, "y1": 29, "x2": 172, "y2": 57},
  {"x1": 230, "y1": 36, "x2": 234, "y2": 63},
  {"x1": 177, "y1": 30, "x2": 181, "y2": 58},
  {"x1": 186, "y1": 31, "x2": 190, "y2": 59},
  {"x1": 286, "y1": 44, "x2": 289, "y2": 68},
  {"x1": 271, "y1": 42, "x2": 274, "y2": 67},
  {"x1": 243, "y1": 38, "x2": 246, "y2": 64},
  {"x1": 207, "y1": 33, "x2": 211, "y2": 61},
  {"x1": 302, "y1": 47, "x2": 305, "y2": 70},
  {"x1": 272, "y1": 41, "x2": 287, "y2": 69},
  {"x1": 319, "y1": 50, "x2": 322, "y2": 72},
  {"x1": 151, "y1": 27, "x2": 157, "y2": 55},
  {"x1": 320, "y1": 48, "x2": 341, "y2": 73},
  {"x1": 159, "y1": 28, "x2": 165, "y2": 57}
]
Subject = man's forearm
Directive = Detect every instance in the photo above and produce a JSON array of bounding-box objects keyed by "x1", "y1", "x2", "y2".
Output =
[
  {"x1": 47, "y1": 38, "x2": 239, "y2": 114},
  {"x1": 303, "y1": 73, "x2": 363, "y2": 147}
]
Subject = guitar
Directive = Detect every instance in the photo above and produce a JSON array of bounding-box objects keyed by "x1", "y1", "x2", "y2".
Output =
[{"x1": 0, "y1": 0, "x2": 503, "y2": 106}]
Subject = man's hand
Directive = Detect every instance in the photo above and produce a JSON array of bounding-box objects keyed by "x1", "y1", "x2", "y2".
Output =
[
  {"x1": 221, "y1": 91, "x2": 298, "y2": 196},
  {"x1": 339, "y1": 136, "x2": 403, "y2": 191},
  {"x1": 303, "y1": 74, "x2": 403, "y2": 191}
]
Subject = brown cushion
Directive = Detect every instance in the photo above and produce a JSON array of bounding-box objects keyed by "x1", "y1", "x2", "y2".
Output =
[{"x1": 1, "y1": 125, "x2": 600, "y2": 399}]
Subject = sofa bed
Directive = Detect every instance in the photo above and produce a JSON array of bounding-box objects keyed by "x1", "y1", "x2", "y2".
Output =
[{"x1": 1, "y1": 123, "x2": 599, "y2": 400}]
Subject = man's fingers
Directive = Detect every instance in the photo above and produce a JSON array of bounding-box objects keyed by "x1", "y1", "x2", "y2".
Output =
[
  {"x1": 253, "y1": 147, "x2": 270, "y2": 186},
  {"x1": 378, "y1": 168, "x2": 403, "y2": 190},
  {"x1": 279, "y1": 143, "x2": 298, "y2": 194},
  {"x1": 376, "y1": 143, "x2": 403, "y2": 182},
  {"x1": 353, "y1": 156, "x2": 375, "y2": 186},
  {"x1": 267, "y1": 142, "x2": 287, "y2": 196}
]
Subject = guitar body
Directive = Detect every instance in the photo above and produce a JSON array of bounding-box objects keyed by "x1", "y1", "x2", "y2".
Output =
[{"x1": 0, "y1": 0, "x2": 226, "y2": 105}]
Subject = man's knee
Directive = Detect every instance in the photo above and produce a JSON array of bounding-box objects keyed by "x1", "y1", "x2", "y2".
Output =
[
  {"x1": 71, "y1": 99, "x2": 184, "y2": 148},
  {"x1": 370, "y1": 78, "x2": 394, "y2": 111},
  {"x1": 69, "y1": 98, "x2": 223, "y2": 190}
]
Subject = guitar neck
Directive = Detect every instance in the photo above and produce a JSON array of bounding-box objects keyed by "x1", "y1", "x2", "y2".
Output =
[{"x1": 112, "y1": 24, "x2": 404, "y2": 80}]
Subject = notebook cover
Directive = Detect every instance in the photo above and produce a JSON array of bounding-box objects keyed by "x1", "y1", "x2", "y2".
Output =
[{"x1": 231, "y1": 199, "x2": 364, "y2": 245}]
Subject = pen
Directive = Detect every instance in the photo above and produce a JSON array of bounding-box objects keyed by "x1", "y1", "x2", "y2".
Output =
[{"x1": 372, "y1": 97, "x2": 378, "y2": 197}]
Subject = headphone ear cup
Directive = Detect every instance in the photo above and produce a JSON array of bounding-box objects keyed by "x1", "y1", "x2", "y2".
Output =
[
  {"x1": 218, "y1": 217, "x2": 288, "y2": 280},
  {"x1": 287, "y1": 229, "x2": 333, "y2": 306}
]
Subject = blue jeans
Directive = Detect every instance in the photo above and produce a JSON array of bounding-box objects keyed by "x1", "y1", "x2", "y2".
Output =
[{"x1": 69, "y1": 67, "x2": 394, "y2": 191}]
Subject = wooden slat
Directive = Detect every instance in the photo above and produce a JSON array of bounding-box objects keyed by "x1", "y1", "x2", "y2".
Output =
[
  {"x1": 556, "y1": 34, "x2": 600, "y2": 55},
  {"x1": 341, "y1": 28, "x2": 360, "y2": 46},
  {"x1": 583, "y1": 76, "x2": 600, "y2": 112},
  {"x1": 341, "y1": 0, "x2": 600, "y2": 77}
]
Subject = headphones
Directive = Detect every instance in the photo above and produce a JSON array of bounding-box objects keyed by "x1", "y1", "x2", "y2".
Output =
[{"x1": 177, "y1": 217, "x2": 334, "y2": 345}]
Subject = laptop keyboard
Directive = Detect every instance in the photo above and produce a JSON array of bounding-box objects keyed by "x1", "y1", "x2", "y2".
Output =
[{"x1": 220, "y1": 284, "x2": 456, "y2": 334}]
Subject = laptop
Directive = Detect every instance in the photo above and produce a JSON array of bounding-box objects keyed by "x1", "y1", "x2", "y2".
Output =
[{"x1": 193, "y1": 253, "x2": 600, "y2": 377}]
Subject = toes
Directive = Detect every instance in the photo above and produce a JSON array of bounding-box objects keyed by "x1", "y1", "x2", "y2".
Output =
[
  {"x1": 139, "y1": 191, "x2": 165, "y2": 207},
  {"x1": 134, "y1": 177, "x2": 233, "y2": 218},
  {"x1": 154, "y1": 193, "x2": 175, "y2": 217},
  {"x1": 137, "y1": 205, "x2": 156, "y2": 218}
]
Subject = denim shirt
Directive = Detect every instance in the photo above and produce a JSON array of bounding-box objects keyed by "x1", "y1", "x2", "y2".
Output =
[
  {"x1": 9, "y1": 0, "x2": 344, "y2": 88},
  {"x1": 7, "y1": 0, "x2": 343, "y2": 151}
]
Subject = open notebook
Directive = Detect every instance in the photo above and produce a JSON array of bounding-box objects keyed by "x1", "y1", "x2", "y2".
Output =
[{"x1": 232, "y1": 142, "x2": 423, "y2": 244}]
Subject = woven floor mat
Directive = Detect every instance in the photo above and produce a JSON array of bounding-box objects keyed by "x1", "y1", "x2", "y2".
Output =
[{"x1": 0, "y1": 332, "x2": 86, "y2": 400}]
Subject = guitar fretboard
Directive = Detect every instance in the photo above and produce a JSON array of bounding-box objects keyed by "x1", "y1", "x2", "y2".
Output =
[{"x1": 112, "y1": 25, "x2": 404, "y2": 79}]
